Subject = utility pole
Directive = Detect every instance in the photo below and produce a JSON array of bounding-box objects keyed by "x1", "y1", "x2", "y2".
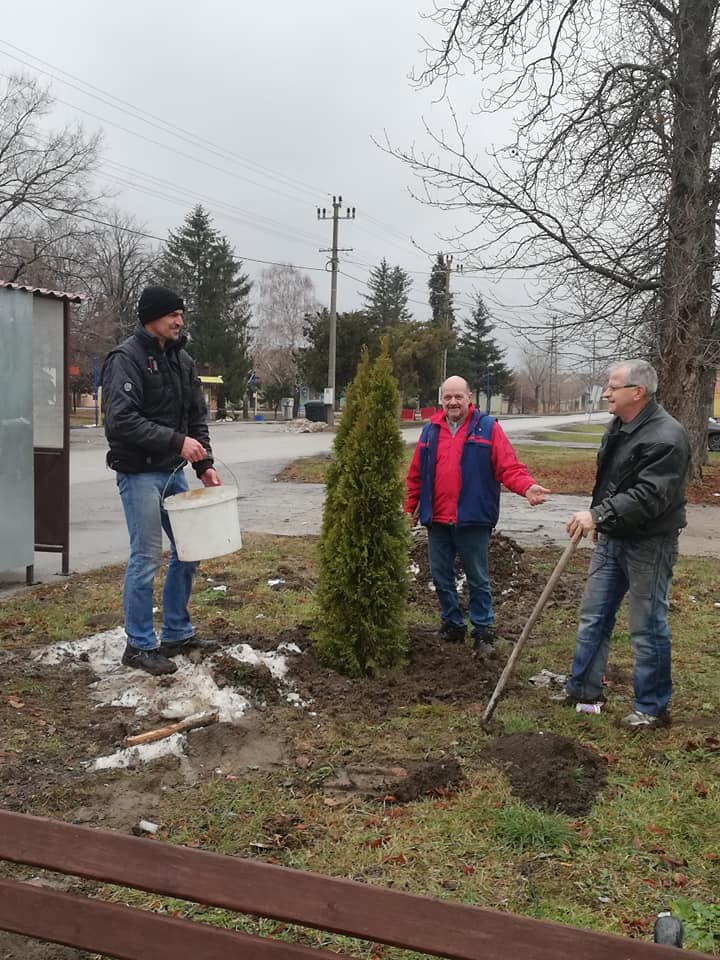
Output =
[
  {"x1": 548, "y1": 315, "x2": 558, "y2": 412},
  {"x1": 317, "y1": 196, "x2": 355, "y2": 426},
  {"x1": 438, "y1": 255, "x2": 463, "y2": 398}
]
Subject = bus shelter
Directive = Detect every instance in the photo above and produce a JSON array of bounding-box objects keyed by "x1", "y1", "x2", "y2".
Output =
[{"x1": 0, "y1": 281, "x2": 83, "y2": 585}]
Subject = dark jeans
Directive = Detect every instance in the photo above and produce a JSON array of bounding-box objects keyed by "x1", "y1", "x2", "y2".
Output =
[
  {"x1": 566, "y1": 532, "x2": 679, "y2": 716},
  {"x1": 426, "y1": 523, "x2": 493, "y2": 630}
]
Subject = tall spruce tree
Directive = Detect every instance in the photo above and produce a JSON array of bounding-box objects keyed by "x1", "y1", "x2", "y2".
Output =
[
  {"x1": 155, "y1": 205, "x2": 252, "y2": 402},
  {"x1": 428, "y1": 252, "x2": 456, "y2": 329},
  {"x1": 313, "y1": 342, "x2": 408, "y2": 676},
  {"x1": 450, "y1": 293, "x2": 511, "y2": 401},
  {"x1": 364, "y1": 258, "x2": 413, "y2": 329}
]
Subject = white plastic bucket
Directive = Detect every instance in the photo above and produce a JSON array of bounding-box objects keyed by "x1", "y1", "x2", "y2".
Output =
[{"x1": 164, "y1": 485, "x2": 242, "y2": 561}]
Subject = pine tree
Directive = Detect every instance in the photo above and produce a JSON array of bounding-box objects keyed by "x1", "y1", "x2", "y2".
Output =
[
  {"x1": 364, "y1": 258, "x2": 413, "y2": 330},
  {"x1": 298, "y1": 308, "x2": 377, "y2": 394},
  {"x1": 428, "y1": 253, "x2": 456, "y2": 329},
  {"x1": 154, "y1": 205, "x2": 252, "y2": 402},
  {"x1": 313, "y1": 342, "x2": 409, "y2": 676},
  {"x1": 450, "y1": 293, "x2": 511, "y2": 401}
]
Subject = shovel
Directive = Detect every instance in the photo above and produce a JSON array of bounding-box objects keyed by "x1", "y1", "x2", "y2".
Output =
[{"x1": 482, "y1": 529, "x2": 583, "y2": 725}]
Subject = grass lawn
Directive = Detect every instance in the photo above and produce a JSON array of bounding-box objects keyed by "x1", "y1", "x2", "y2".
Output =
[{"x1": 1, "y1": 533, "x2": 718, "y2": 955}]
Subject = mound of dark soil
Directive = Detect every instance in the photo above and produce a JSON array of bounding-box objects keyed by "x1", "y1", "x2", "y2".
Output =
[
  {"x1": 481, "y1": 731, "x2": 608, "y2": 816},
  {"x1": 284, "y1": 624, "x2": 511, "y2": 720}
]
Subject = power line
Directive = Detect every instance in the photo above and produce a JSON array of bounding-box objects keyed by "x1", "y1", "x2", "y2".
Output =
[
  {"x1": 0, "y1": 41, "x2": 325, "y2": 202},
  {"x1": 0, "y1": 195, "x2": 330, "y2": 274}
]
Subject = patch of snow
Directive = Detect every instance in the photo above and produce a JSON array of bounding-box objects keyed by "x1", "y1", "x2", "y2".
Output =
[
  {"x1": 455, "y1": 573, "x2": 467, "y2": 594},
  {"x1": 408, "y1": 562, "x2": 420, "y2": 578},
  {"x1": 277, "y1": 642, "x2": 301, "y2": 655},
  {"x1": 35, "y1": 627, "x2": 250, "y2": 725},
  {"x1": 267, "y1": 578, "x2": 286, "y2": 587},
  {"x1": 225, "y1": 642, "x2": 289, "y2": 680},
  {"x1": 286, "y1": 691, "x2": 308, "y2": 707},
  {"x1": 36, "y1": 628, "x2": 309, "y2": 765},
  {"x1": 88, "y1": 733, "x2": 186, "y2": 771},
  {"x1": 212, "y1": 584, "x2": 227, "y2": 592}
]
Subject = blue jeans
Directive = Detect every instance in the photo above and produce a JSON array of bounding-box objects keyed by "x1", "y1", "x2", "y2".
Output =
[
  {"x1": 566, "y1": 532, "x2": 679, "y2": 715},
  {"x1": 426, "y1": 523, "x2": 493, "y2": 630},
  {"x1": 116, "y1": 470, "x2": 198, "y2": 650}
]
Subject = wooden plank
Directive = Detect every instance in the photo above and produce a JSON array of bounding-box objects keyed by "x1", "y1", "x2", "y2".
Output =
[
  {"x1": 0, "y1": 810, "x2": 706, "y2": 960},
  {"x1": 0, "y1": 880, "x2": 347, "y2": 960}
]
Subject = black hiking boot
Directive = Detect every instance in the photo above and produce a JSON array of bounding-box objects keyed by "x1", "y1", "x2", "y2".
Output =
[
  {"x1": 159, "y1": 636, "x2": 219, "y2": 658},
  {"x1": 121, "y1": 644, "x2": 178, "y2": 676},
  {"x1": 439, "y1": 622, "x2": 466, "y2": 644},
  {"x1": 471, "y1": 625, "x2": 497, "y2": 657}
]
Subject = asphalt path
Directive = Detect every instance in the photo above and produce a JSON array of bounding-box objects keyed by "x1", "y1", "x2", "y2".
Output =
[{"x1": 3, "y1": 411, "x2": 717, "y2": 593}]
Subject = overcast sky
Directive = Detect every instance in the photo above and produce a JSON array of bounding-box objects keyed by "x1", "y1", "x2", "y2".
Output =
[{"x1": 1, "y1": 0, "x2": 534, "y2": 358}]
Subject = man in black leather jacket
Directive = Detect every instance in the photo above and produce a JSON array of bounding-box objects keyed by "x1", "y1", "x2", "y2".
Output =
[
  {"x1": 102, "y1": 286, "x2": 221, "y2": 676},
  {"x1": 562, "y1": 359, "x2": 690, "y2": 729}
]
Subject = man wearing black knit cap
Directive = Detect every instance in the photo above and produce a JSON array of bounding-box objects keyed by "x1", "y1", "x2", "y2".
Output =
[{"x1": 101, "y1": 285, "x2": 221, "y2": 675}]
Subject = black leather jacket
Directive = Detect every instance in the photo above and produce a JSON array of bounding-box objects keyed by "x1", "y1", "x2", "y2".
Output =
[
  {"x1": 101, "y1": 325, "x2": 213, "y2": 476},
  {"x1": 590, "y1": 401, "x2": 690, "y2": 538}
]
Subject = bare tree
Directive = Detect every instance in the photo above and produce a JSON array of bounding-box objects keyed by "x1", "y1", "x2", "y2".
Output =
[
  {"x1": 391, "y1": 0, "x2": 720, "y2": 476},
  {"x1": 519, "y1": 344, "x2": 550, "y2": 413},
  {"x1": 75, "y1": 210, "x2": 158, "y2": 342},
  {"x1": 255, "y1": 263, "x2": 319, "y2": 349},
  {"x1": 0, "y1": 74, "x2": 102, "y2": 281},
  {"x1": 253, "y1": 343, "x2": 298, "y2": 413}
]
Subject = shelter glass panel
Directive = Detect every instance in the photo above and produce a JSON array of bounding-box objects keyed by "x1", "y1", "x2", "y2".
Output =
[
  {"x1": 32, "y1": 297, "x2": 64, "y2": 449},
  {"x1": 0, "y1": 289, "x2": 34, "y2": 570}
]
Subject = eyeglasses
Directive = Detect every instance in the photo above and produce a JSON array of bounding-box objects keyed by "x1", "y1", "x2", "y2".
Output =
[{"x1": 605, "y1": 383, "x2": 639, "y2": 392}]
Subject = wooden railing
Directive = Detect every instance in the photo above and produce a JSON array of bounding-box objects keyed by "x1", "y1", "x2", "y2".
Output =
[{"x1": 0, "y1": 809, "x2": 699, "y2": 960}]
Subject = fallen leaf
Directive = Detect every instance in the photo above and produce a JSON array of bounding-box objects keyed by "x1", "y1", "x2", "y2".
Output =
[
  {"x1": 323, "y1": 797, "x2": 342, "y2": 808},
  {"x1": 693, "y1": 781, "x2": 709, "y2": 797},
  {"x1": 462, "y1": 864, "x2": 475, "y2": 875},
  {"x1": 365, "y1": 835, "x2": 391, "y2": 849},
  {"x1": 659, "y1": 855, "x2": 688, "y2": 869},
  {"x1": 646, "y1": 824, "x2": 666, "y2": 835},
  {"x1": 671, "y1": 873, "x2": 689, "y2": 887},
  {"x1": 382, "y1": 853, "x2": 407, "y2": 865},
  {"x1": 6, "y1": 697, "x2": 24, "y2": 709}
]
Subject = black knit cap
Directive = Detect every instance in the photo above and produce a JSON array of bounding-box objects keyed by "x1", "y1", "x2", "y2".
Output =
[{"x1": 138, "y1": 286, "x2": 185, "y2": 325}]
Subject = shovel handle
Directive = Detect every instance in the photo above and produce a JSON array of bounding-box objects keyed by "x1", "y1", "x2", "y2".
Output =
[{"x1": 482, "y1": 529, "x2": 583, "y2": 724}]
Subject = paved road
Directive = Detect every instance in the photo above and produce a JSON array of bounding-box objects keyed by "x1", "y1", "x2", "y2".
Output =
[{"x1": 3, "y1": 412, "x2": 717, "y2": 593}]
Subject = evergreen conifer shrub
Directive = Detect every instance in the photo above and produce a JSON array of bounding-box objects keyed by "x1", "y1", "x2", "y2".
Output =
[{"x1": 313, "y1": 343, "x2": 409, "y2": 675}]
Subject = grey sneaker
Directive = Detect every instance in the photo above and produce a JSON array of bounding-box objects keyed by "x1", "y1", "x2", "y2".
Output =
[
  {"x1": 471, "y1": 625, "x2": 497, "y2": 656},
  {"x1": 620, "y1": 710, "x2": 669, "y2": 730},
  {"x1": 121, "y1": 644, "x2": 178, "y2": 676},
  {"x1": 159, "y1": 636, "x2": 219, "y2": 657}
]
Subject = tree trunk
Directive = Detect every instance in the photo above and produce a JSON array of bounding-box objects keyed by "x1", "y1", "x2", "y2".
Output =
[{"x1": 658, "y1": 0, "x2": 717, "y2": 480}]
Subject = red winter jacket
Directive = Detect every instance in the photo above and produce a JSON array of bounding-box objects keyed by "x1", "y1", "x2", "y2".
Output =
[{"x1": 404, "y1": 406, "x2": 536, "y2": 524}]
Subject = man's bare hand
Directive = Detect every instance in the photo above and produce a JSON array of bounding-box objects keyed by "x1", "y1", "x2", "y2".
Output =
[
  {"x1": 180, "y1": 437, "x2": 207, "y2": 463},
  {"x1": 566, "y1": 510, "x2": 596, "y2": 539},
  {"x1": 200, "y1": 467, "x2": 222, "y2": 487},
  {"x1": 525, "y1": 484, "x2": 550, "y2": 506}
]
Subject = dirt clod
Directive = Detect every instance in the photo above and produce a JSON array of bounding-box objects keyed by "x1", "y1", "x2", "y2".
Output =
[{"x1": 387, "y1": 758, "x2": 464, "y2": 803}]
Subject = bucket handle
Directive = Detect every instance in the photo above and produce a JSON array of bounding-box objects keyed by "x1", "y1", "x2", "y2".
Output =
[{"x1": 161, "y1": 456, "x2": 240, "y2": 507}]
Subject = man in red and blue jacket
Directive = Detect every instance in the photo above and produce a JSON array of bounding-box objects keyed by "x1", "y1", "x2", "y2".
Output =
[{"x1": 405, "y1": 376, "x2": 549, "y2": 654}]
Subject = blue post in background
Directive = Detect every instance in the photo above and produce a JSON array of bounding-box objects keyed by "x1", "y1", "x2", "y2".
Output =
[
  {"x1": 92, "y1": 355, "x2": 100, "y2": 427},
  {"x1": 485, "y1": 367, "x2": 491, "y2": 414}
]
